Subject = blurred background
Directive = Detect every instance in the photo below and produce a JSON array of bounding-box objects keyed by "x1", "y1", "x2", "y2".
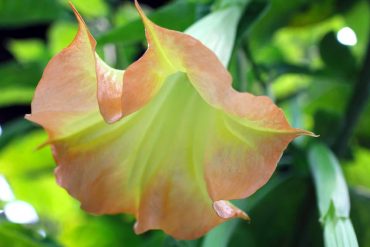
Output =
[{"x1": 0, "y1": 0, "x2": 370, "y2": 246}]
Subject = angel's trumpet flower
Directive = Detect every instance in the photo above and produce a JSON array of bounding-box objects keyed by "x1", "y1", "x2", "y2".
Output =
[{"x1": 26, "y1": 1, "x2": 315, "y2": 240}]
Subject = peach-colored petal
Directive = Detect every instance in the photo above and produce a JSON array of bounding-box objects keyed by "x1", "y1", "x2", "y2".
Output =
[
  {"x1": 124, "y1": 1, "x2": 315, "y2": 202},
  {"x1": 121, "y1": 48, "x2": 174, "y2": 116},
  {"x1": 27, "y1": 2, "x2": 316, "y2": 240},
  {"x1": 25, "y1": 5, "x2": 97, "y2": 139},
  {"x1": 126, "y1": 2, "x2": 314, "y2": 133},
  {"x1": 51, "y1": 74, "x2": 247, "y2": 239},
  {"x1": 95, "y1": 54, "x2": 124, "y2": 123},
  {"x1": 213, "y1": 200, "x2": 250, "y2": 220},
  {"x1": 26, "y1": 4, "x2": 124, "y2": 132}
]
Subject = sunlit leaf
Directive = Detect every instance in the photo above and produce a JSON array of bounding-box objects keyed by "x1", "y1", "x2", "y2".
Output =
[
  {"x1": 59, "y1": 0, "x2": 108, "y2": 17},
  {"x1": 344, "y1": 148, "x2": 370, "y2": 189},
  {"x1": 0, "y1": 131, "x2": 79, "y2": 230},
  {"x1": 7, "y1": 39, "x2": 47, "y2": 64},
  {"x1": 48, "y1": 22, "x2": 78, "y2": 55},
  {"x1": 0, "y1": 222, "x2": 59, "y2": 247},
  {"x1": 271, "y1": 74, "x2": 310, "y2": 99}
]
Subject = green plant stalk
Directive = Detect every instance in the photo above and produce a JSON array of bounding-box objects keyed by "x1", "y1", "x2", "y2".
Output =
[{"x1": 333, "y1": 30, "x2": 370, "y2": 157}]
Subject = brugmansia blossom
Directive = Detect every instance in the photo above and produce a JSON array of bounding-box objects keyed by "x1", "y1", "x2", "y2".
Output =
[{"x1": 26, "y1": 1, "x2": 314, "y2": 239}]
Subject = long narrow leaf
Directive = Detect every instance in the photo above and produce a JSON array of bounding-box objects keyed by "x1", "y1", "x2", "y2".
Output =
[{"x1": 309, "y1": 143, "x2": 358, "y2": 247}]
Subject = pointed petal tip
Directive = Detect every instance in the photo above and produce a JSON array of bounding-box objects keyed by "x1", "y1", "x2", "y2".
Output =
[
  {"x1": 67, "y1": 1, "x2": 75, "y2": 9},
  {"x1": 134, "y1": 0, "x2": 145, "y2": 19},
  {"x1": 295, "y1": 129, "x2": 319, "y2": 138},
  {"x1": 104, "y1": 114, "x2": 123, "y2": 124},
  {"x1": 66, "y1": 1, "x2": 96, "y2": 47},
  {"x1": 213, "y1": 200, "x2": 250, "y2": 221},
  {"x1": 68, "y1": 1, "x2": 85, "y2": 25},
  {"x1": 36, "y1": 141, "x2": 49, "y2": 150},
  {"x1": 134, "y1": 0, "x2": 152, "y2": 25},
  {"x1": 68, "y1": 1, "x2": 80, "y2": 20},
  {"x1": 133, "y1": 221, "x2": 146, "y2": 235}
]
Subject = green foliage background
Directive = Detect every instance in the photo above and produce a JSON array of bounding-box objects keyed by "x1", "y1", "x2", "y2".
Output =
[{"x1": 0, "y1": 0, "x2": 369, "y2": 246}]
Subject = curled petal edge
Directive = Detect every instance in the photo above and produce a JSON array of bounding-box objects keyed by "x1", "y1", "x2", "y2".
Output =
[
  {"x1": 125, "y1": 1, "x2": 317, "y2": 137},
  {"x1": 25, "y1": 1, "x2": 318, "y2": 240}
]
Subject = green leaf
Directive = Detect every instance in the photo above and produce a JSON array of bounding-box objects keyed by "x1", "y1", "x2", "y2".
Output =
[
  {"x1": 304, "y1": 77, "x2": 351, "y2": 116},
  {"x1": 0, "y1": 131, "x2": 79, "y2": 227},
  {"x1": 343, "y1": 0, "x2": 370, "y2": 62},
  {"x1": 0, "y1": 131, "x2": 54, "y2": 177},
  {"x1": 0, "y1": 62, "x2": 42, "y2": 107},
  {"x1": 185, "y1": 5, "x2": 243, "y2": 66},
  {"x1": 61, "y1": 215, "x2": 159, "y2": 247},
  {"x1": 7, "y1": 39, "x2": 48, "y2": 64},
  {"x1": 97, "y1": 1, "x2": 198, "y2": 45},
  {"x1": 0, "y1": 62, "x2": 41, "y2": 88},
  {"x1": 112, "y1": 2, "x2": 140, "y2": 27},
  {"x1": 271, "y1": 74, "x2": 310, "y2": 99},
  {"x1": 0, "y1": 0, "x2": 62, "y2": 27},
  {"x1": 0, "y1": 222, "x2": 59, "y2": 247},
  {"x1": 47, "y1": 22, "x2": 78, "y2": 56},
  {"x1": 235, "y1": 1, "x2": 268, "y2": 43},
  {"x1": 343, "y1": 148, "x2": 370, "y2": 189},
  {"x1": 228, "y1": 176, "x2": 322, "y2": 247},
  {"x1": 247, "y1": 0, "x2": 339, "y2": 51},
  {"x1": 309, "y1": 143, "x2": 349, "y2": 218},
  {"x1": 355, "y1": 100, "x2": 370, "y2": 146},
  {"x1": 0, "y1": 119, "x2": 36, "y2": 149},
  {"x1": 59, "y1": 0, "x2": 108, "y2": 17},
  {"x1": 308, "y1": 143, "x2": 359, "y2": 247},
  {"x1": 0, "y1": 88, "x2": 35, "y2": 107},
  {"x1": 350, "y1": 189, "x2": 370, "y2": 246},
  {"x1": 312, "y1": 110, "x2": 341, "y2": 144},
  {"x1": 247, "y1": 0, "x2": 302, "y2": 49},
  {"x1": 289, "y1": 0, "x2": 335, "y2": 27}
]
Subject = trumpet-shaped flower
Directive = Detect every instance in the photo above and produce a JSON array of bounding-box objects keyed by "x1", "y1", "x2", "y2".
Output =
[{"x1": 26, "y1": 1, "x2": 314, "y2": 239}]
